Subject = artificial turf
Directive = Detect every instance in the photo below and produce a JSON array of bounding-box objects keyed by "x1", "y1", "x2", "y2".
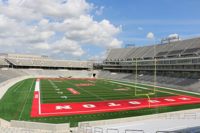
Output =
[
  {"x1": 0, "y1": 78, "x2": 200, "y2": 127},
  {"x1": 40, "y1": 78, "x2": 174, "y2": 103}
]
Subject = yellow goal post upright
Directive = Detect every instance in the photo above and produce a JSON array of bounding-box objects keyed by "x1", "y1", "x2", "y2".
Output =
[
  {"x1": 153, "y1": 39, "x2": 157, "y2": 94},
  {"x1": 133, "y1": 58, "x2": 150, "y2": 108},
  {"x1": 133, "y1": 40, "x2": 158, "y2": 108}
]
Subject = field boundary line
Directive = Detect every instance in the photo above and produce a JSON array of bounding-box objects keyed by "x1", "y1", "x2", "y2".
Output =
[
  {"x1": 13, "y1": 80, "x2": 25, "y2": 92},
  {"x1": 108, "y1": 80, "x2": 176, "y2": 96},
  {"x1": 19, "y1": 79, "x2": 35, "y2": 120},
  {"x1": 108, "y1": 79, "x2": 200, "y2": 96},
  {"x1": 39, "y1": 79, "x2": 41, "y2": 115},
  {"x1": 36, "y1": 95, "x2": 200, "y2": 116}
]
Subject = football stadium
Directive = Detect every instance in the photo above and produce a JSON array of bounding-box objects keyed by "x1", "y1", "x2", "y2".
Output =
[
  {"x1": 1, "y1": 0, "x2": 200, "y2": 133},
  {"x1": 1, "y1": 37, "x2": 200, "y2": 132}
]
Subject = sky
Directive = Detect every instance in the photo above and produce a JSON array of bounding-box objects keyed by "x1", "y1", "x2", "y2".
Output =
[{"x1": 0, "y1": 0, "x2": 200, "y2": 60}]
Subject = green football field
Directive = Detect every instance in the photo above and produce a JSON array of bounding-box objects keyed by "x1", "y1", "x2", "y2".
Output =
[
  {"x1": 0, "y1": 78, "x2": 200, "y2": 127},
  {"x1": 40, "y1": 78, "x2": 174, "y2": 103}
]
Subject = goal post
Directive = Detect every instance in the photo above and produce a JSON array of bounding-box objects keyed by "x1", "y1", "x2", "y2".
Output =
[{"x1": 133, "y1": 45, "x2": 157, "y2": 96}]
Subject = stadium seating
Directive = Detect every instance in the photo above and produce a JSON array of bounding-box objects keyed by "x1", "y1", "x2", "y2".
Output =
[
  {"x1": 105, "y1": 37, "x2": 200, "y2": 61},
  {"x1": 0, "y1": 68, "x2": 92, "y2": 85},
  {"x1": 98, "y1": 71, "x2": 200, "y2": 93},
  {"x1": 0, "y1": 58, "x2": 9, "y2": 66},
  {"x1": 103, "y1": 37, "x2": 200, "y2": 79},
  {"x1": 6, "y1": 58, "x2": 92, "y2": 69},
  {"x1": 0, "y1": 69, "x2": 27, "y2": 83},
  {"x1": 20, "y1": 69, "x2": 91, "y2": 78}
]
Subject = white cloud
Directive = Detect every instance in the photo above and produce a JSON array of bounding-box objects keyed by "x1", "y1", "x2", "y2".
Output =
[
  {"x1": 0, "y1": 15, "x2": 55, "y2": 46},
  {"x1": 23, "y1": 0, "x2": 92, "y2": 18},
  {"x1": 33, "y1": 43, "x2": 50, "y2": 50},
  {"x1": 0, "y1": 0, "x2": 122, "y2": 59},
  {"x1": 51, "y1": 38, "x2": 85, "y2": 57},
  {"x1": 108, "y1": 38, "x2": 122, "y2": 48},
  {"x1": 0, "y1": 2, "x2": 42, "y2": 21},
  {"x1": 89, "y1": 51, "x2": 107, "y2": 61},
  {"x1": 63, "y1": 17, "x2": 122, "y2": 48},
  {"x1": 146, "y1": 32, "x2": 154, "y2": 39},
  {"x1": 39, "y1": 19, "x2": 49, "y2": 26},
  {"x1": 95, "y1": 6, "x2": 104, "y2": 16}
]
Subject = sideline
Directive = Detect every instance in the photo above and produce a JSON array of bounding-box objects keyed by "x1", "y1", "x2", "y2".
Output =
[
  {"x1": 19, "y1": 79, "x2": 35, "y2": 120},
  {"x1": 108, "y1": 79, "x2": 200, "y2": 96},
  {"x1": 108, "y1": 80, "x2": 176, "y2": 96}
]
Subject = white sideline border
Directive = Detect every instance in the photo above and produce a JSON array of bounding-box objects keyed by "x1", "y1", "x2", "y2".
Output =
[
  {"x1": 35, "y1": 79, "x2": 41, "y2": 115},
  {"x1": 107, "y1": 79, "x2": 200, "y2": 96},
  {"x1": 108, "y1": 80, "x2": 175, "y2": 96},
  {"x1": 39, "y1": 80, "x2": 41, "y2": 115}
]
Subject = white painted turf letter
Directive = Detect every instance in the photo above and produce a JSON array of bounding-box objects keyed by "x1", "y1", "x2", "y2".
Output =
[
  {"x1": 164, "y1": 99, "x2": 176, "y2": 102},
  {"x1": 56, "y1": 105, "x2": 72, "y2": 110},
  {"x1": 108, "y1": 103, "x2": 121, "y2": 107},
  {"x1": 129, "y1": 101, "x2": 141, "y2": 105},
  {"x1": 148, "y1": 100, "x2": 160, "y2": 103},
  {"x1": 178, "y1": 97, "x2": 190, "y2": 100},
  {"x1": 83, "y1": 104, "x2": 96, "y2": 108}
]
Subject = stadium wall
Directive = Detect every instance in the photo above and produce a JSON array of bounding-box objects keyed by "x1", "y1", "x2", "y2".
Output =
[
  {"x1": 77, "y1": 108, "x2": 200, "y2": 132},
  {"x1": 11, "y1": 120, "x2": 70, "y2": 132},
  {"x1": 0, "y1": 76, "x2": 33, "y2": 99},
  {"x1": 0, "y1": 69, "x2": 96, "y2": 99},
  {"x1": 0, "y1": 118, "x2": 10, "y2": 127}
]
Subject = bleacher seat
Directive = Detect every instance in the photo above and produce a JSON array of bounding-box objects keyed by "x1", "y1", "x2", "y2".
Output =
[
  {"x1": 106, "y1": 37, "x2": 200, "y2": 61},
  {"x1": 0, "y1": 58, "x2": 9, "y2": 66}
]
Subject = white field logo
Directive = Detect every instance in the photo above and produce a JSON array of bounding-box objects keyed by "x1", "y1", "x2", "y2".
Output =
[{"x1": 54, "y1": 97, "x2": 192, "y2": 111}]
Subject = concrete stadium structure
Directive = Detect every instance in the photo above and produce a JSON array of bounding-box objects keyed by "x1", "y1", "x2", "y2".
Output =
[
  {"x1": 0, "y1": 53, "x2": 93, "y2": 70},
  {"x1": 1, "y1": 37, "x2": 200, "y2": 132},
  {"x1": 103, "y1": 37, "x2": 200, "y2": 78}
]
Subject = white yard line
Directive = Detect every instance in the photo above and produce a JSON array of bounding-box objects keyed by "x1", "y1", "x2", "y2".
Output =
[
  {"x1": 19, "y1": 79, "x2": 34, "y2": 120},
  {"x1": 65, "y1": 80, "x2": 105, "y2": 101}
]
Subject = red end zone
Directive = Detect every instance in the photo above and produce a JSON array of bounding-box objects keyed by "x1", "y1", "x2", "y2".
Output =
[{"x1": 31, "y1": 93, "x2": 200, "y2": 117}]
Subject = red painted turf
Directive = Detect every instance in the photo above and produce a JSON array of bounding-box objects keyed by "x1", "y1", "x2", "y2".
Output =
[
  {"x1": 67, "y1": 88, "x2": 80, "y2": 95},
  {"x1": 31, "y1": 92, "x2": 40, "y2": 117},
  {"x1": 31, "y1": 92, "x2": 200, "y2": 117}
]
